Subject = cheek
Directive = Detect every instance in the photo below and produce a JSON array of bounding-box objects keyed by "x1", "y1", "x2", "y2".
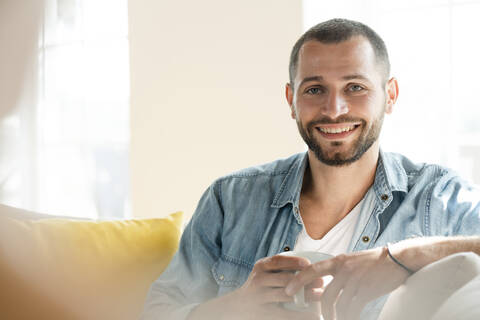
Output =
[
  {"x1": 348, "y1": 94, "x2": 383, "y2": 118},
  {"x1": 295, "y1": 96, "x2": 326, "y2": 118}
]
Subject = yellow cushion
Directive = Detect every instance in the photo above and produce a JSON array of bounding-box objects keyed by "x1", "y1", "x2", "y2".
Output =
[{"x1": 0, "y1": 211, "x2": 183, "y2": 320}]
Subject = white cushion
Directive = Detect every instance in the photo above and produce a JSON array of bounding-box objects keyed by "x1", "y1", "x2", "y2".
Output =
[
  {"x1": 432, "y1": 273, "x2": 480, "y2": 320},
  {"x1": 378, "y1": 252, "x2": 480, "y2": 320}
]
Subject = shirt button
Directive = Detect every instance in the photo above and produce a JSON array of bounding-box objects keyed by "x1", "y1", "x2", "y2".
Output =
[
  {"x1": 219, "y1": 275, "x2": 224, "y2": 280},
  {"x1": 294, "y1": 207, "x2": 299, "y2": 214},
  {"x1": 283, "y1": 246, "x2": 291, "y2": 252},
  {"x1": 381, "y1": 194, "x2": 389, "y2": 201},
  {"x1": 362, "y1": 236, "x2": 370, "y2": 243}
]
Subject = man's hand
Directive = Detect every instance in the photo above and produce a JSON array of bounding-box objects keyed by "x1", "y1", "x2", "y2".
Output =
[
  {"x1": 188, "y1": 254, "x2": 320, "y2": 320},
  {"x1": 285, "y1": 247, "x2": 410, "y2": 320},
  {"x1": 229, "y1": 254, "x2": 323, "y2": 319}
]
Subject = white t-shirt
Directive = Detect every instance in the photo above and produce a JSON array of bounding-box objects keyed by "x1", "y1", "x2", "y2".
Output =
[{"x1": 294, "y1": 188, "x2": 375, "y2": 257}]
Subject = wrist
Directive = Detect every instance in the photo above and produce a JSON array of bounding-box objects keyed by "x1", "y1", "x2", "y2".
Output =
[
  {"x1": 386, "y1": 242, "x2": 415, "y2": 275},
  {"x1": 387, "y1": 237, "x2": 451, "y2": 273}
]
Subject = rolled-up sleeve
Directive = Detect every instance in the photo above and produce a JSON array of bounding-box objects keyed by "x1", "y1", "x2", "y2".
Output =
[{"x1": 141, "y1": 181, "x2": 224, "y2": 320}]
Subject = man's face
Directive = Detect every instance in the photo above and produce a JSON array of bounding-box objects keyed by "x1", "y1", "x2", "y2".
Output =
[{"x1": 286, "y1": 37, "x2": 395, "y2": 166}]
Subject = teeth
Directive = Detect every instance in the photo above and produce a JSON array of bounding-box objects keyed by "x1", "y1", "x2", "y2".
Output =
[{"x1": 318, "y1": 125, "x2": 355, "y2": 134}]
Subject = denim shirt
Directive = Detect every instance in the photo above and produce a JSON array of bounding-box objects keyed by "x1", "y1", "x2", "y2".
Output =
[{"x1": 141, "y1": 151, "x2": 480, "y2": 320}]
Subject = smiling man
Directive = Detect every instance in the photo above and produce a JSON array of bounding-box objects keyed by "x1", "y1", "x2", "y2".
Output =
[
  {"x1": 289, "y1": 37, "x2": 391, "y2": 168},
  {"x1": 142, "y1": 19, "x2": 480, "y2": 320}
]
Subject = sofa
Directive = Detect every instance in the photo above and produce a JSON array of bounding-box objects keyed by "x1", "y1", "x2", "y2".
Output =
[
  {"x1": 1, "y1": 203, "x2": 479, "y2": 320},
  {"x1": 0, "y1": 204, "x2": 183, "y2": 320}
]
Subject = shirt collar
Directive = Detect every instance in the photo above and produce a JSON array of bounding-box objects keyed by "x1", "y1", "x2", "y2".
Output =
[
  {"x1": 375, "y1": 149, "x2": 409, "y2": 195},
  {"x1": 271, "y1": 150, "x2": 409, "y2": 210},
  {"x1": 271, "y1": 152, "x2": 308, "y2": 209}
]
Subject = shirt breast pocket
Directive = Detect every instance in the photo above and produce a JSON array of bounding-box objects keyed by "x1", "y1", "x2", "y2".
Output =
[{"x1": 211, "y1": 255, "x2": 252, "y2": 296}]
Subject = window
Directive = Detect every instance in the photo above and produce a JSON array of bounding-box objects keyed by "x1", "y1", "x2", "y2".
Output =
[{"x1": 0, "y1": 0, "x2": 130, "y2": 218}]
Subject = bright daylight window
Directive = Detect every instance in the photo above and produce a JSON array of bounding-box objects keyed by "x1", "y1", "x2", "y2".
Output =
[
  {"x1": 0, "y1": 0, "x2": 130, "y2": 219},
  {"x1": 303, "y1": 0, "x2": 480, "y2": 185}
]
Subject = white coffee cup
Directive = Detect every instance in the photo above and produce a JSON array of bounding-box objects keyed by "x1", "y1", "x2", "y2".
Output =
[{"x1": 278, "y1": 251, "x2": 333, "y2": 312}]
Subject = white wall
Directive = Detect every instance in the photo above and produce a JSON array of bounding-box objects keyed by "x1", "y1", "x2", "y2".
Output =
[{"x1": 129, "y1": 1, "x2": 304, "y2": 219}]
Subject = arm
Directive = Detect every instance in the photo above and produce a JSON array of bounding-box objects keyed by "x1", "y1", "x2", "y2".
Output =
[
  {"x1": 390, "y1": 236, "x2": 480, "y2": 273},
  {"x1": 142, "y1": 182, "x2": 318, "y2": 320},
  {"x1": 285, "y1": 236, "x2": 480, "y2": 320},
  {"x1": 141, "y1": 183, "x2": 224, "y2": 320},
  {"x1": 285, "y1": 173, "x2": 480, "y2": 320},
  {"x1": 187, "y1": 255, "x2": 319, "y2": 320}
]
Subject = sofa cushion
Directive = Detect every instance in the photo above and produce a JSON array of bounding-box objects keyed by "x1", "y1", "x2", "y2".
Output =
[
  {"x1": 431, "y1": 274, "x2": 480, "y2": 320},
  {"x1": 0, "y1": 210, "x2": 183, "y2": 320},
  {"x1": 378, "y1": 252, "x2": 480, "y2": 320}
]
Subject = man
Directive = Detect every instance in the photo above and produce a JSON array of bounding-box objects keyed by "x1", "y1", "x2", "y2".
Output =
[{"x1": 142, "y1": 19, "x2": 480, "y2": 320}]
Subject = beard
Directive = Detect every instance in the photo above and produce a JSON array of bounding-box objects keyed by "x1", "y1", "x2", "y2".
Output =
[{"x1": 295, "y1": 107, "x2": 385, "y2": 167}]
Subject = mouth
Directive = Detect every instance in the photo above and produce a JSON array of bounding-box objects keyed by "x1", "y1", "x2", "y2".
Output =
[{"x1": 314, "y1": 123, "x2": 361, "y2": 140}]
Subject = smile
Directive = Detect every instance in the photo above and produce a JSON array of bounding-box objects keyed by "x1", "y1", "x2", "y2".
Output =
[
  {"x1": 315, "y1": 123, "x2": 361, "y2": 139},
  {"x1": 317, "y1": 125, "x2": 356, "y2": 134}
]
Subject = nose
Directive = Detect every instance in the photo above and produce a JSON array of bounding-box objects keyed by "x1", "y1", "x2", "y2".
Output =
[{"x1": 322, "y1": 91, "x2": 349, "y2": 119}]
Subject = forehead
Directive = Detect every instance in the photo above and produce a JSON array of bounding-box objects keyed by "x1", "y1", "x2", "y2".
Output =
[{"x1": 295, "y1": 37, "x2": 381, "y2": 84}]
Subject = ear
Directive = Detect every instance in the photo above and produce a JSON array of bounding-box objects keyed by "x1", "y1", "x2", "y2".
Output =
[
  {"x1": 286, "y1": 83, "x2": 296, "y2": 119},
  {"x1": 385, "y1": 77, "x2": 399, "y2": 114}
]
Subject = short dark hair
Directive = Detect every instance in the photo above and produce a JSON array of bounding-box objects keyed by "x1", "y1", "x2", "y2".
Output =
[{"x1": 289, "y1": 18, "x2": 390, "y2": 86}]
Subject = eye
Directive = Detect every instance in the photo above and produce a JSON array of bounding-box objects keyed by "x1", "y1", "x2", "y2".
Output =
[
  {"x1": 305, "y1": 87, "x2": 323, "y2": 95},
  {"x1": 347, "y1": 84, "x2": 365, "y2": 92}
]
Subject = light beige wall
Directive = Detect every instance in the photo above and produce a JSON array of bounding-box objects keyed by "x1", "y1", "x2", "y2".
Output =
[{"x1": 129, "y1": 0, "x2": 304, "y2": 219}]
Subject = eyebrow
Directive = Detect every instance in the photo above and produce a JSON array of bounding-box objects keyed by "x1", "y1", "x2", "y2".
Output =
[
  {"x1": 298, "y1": 76, "x2": 323, "y2": 88},
  {"x1": 297, "y1": 74, "x2": 370, "y2": 88},
  {"x1": 341, "y1": 74, "x2": 369, "y2": 81}
]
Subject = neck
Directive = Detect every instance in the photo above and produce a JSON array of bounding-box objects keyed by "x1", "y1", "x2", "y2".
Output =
[{"x1": 302, "y1": 142, "x2": 380, "y2": 216}]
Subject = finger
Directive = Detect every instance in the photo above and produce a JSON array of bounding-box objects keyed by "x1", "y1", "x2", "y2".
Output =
[
  {"x1": 259, "y1": 255, "x2": 311, "y2": 272},
  {"x1": 305, "y1": 278, "x2": 324, "y2": 290},
  {"x1": 345, "y1": 296, "x2": 368, "y2": 320},
  {"x1": 305, "y1": 286, "x2": 323, "y2": 302},
  {"x1": 321, "y1": 277, "x2": 345, "y2": 320},
  {"x1": 334, "y1": 280, "x2": 360, "y2": 320},
  {"x1": 258, "y1": 271, "x2": 295, "y2": 288},
  {"x1": 261, "y1": 287, "x2": 295, "y2": 304},
  {"x1": 285, "y1": 259, "x2": 336, "y2": 296},
  {"x1": 305, "y1": 278, "x2": 325, "y2": 302}
]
